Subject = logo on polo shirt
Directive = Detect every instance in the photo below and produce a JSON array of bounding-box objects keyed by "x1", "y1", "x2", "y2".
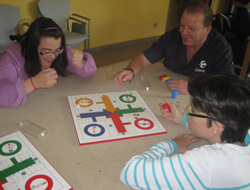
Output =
[
  {"x1": 199, "y1": 61, "x2": 207, "y2": 68},
  {"x1": 195, "y1": 60, "x2": 207, "y2": 73}
]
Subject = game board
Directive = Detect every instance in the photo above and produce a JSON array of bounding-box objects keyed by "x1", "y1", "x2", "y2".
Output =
[
  {"x1": 67, "y1": 90, "x2": 167, "y2": 145},
  {"x1": 0, "y1": 131, "x2": 72, "y2": 190}
]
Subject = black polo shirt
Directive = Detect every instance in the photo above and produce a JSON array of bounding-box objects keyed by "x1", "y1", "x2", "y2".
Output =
[{"x1": 143, "y1": 28, "x2": 234, "y2": 76}]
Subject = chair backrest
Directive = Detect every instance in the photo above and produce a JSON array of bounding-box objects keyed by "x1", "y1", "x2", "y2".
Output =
[
  {"x1": 0, "y1": 4, "x2": 20, "y2": 52},
  {"x1": 240, "y1": 36, "x2": 250, "y2": 78},
  {"x1": 38, "y1": 0, "x2": 70, "y2": 31}
]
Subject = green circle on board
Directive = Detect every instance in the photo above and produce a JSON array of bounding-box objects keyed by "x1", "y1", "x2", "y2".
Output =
[
  {"x1": 119, "y1": 94, "x2": 136, "y2": 103},
  {"x1": 0, "y1": 140, "x2": 22, "y2": 156}
]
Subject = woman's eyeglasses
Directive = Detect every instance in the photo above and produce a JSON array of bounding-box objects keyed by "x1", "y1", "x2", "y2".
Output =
[
  {"x1": 186, "y1": 102, "x2": 218, "y2": 120},
  {"x1": 38, "y1": 48, "x2": 64, "y2": 57}
]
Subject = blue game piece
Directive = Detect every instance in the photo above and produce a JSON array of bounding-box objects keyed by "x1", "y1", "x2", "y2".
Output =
[
  {"x1": 171, "y1": 89, "x2": 178, "y2": 99},
  {"x1": 165, "y1": 78, "x2": 174, "y2": 83}
]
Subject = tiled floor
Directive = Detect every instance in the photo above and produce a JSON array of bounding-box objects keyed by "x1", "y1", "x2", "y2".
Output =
[{"x1": 91, "y1": 41, "x2": 154, "y2": 68}]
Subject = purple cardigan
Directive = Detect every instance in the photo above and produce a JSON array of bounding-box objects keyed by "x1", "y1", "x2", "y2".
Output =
[{"x1": 0, "y1": 43, "x2": 97, "y2": 107}]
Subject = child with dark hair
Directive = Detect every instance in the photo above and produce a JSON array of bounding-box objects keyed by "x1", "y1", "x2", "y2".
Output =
[
  {"x1": 0, "y1": 17, "x2": 97, "y2": 107},
  {"x1": 120, "y1": 75, "x2": 250, "y2": 189}
]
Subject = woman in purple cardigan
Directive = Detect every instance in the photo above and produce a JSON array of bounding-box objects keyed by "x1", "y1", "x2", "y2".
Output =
[{"x1": 0, "y1": 17, "x2": 97, "y2": 107}]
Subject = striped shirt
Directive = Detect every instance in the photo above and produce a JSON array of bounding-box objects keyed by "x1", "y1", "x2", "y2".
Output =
[{"x1": 120, "y1": 140, "x2": 250, "y2": 190}]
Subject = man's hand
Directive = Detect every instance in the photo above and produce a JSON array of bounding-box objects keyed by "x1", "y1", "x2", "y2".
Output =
[
  {"x1": 113, "y1": 69, "x2": 133, "y2": 87},
  {"x1": 172, "y1": 134, "x2": 201, "y2": 153},
  {"x1": 167, "y1": 79, "x2": 189, "y2": 94},
  {"x1": 113, "y1": 53, "x2": 151, "y2": 87}
]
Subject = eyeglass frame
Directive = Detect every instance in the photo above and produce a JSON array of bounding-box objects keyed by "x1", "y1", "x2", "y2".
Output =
[
  {"x1": 37, "y1": 48, "x2": 64, "y2": 57},
  {"x1": 186, "y1": 101, "x2": 218, "y2": 120}
]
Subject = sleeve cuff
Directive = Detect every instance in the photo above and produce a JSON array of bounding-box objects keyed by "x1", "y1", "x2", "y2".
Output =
[
  {"x1": 168, "y1": 140, "x2": 178, "y2": 152},
  {"x1": 182, "y1": 113, "x2": 188, "y2": 126}
]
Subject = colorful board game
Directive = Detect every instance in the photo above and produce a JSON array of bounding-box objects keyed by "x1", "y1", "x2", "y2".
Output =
[
  {"x1": 0, "y1": 131, "x2": 72, "y2": 190},
  {"x1": 67, "y1": 91, "x2": 167, "y2": 145}
]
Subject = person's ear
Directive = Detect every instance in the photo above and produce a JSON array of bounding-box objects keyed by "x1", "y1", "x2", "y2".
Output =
[
  {"x1": 206, "y1": 25, "x2": 212, "y2": 33},
  {"x1": 211, "y1": 121, "x2": 224, "y2": 135}
]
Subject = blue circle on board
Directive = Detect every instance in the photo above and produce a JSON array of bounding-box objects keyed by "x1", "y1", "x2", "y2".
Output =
[{"x1": 84, "y1": 124, "x2": 105, "y2": 137}]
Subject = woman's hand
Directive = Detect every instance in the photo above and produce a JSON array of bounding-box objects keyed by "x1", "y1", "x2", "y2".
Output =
[
  {"x1": 33, "y1": 68, "x2": 58, "y2": 89},
  {"x1": 71, "y1": 49, "x2": 84, "y2": 69}
]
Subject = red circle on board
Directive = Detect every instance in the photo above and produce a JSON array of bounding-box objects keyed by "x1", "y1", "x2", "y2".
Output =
[
  {"x1": 134, "y1": 118, "x2": 154, "y2": 130},
  {"x1": 25, "y1": 174, "x2": 53, "y2": 190}
]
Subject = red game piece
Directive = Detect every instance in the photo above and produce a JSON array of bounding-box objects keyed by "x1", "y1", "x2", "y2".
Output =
[
  {"x1": 159, "y1": 74, "x2": 167, "y2": 81},
  {"x1": 162, "y1": 103, "x2": 171, "y2": 113}
]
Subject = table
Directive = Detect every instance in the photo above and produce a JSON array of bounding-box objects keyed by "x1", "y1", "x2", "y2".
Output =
[{"x1": 0, "y1": 61, "x2": 205, "y2": 190}]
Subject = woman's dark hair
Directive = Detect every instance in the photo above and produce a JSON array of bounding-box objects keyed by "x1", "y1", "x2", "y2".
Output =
[
  {"x1": 185, "y1": 2, "x2": 213, "y2": 27},
  {"x1": 20, "y1": 17, "x2": 68, "y2": 77},
  {"x1": 188, "y1": 75, "x2": 250, "y2": 143}
]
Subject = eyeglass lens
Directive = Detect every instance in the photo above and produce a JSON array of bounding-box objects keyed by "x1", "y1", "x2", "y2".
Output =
[{"x1": 38, "y1": 48, "x2": 63, "y2": 56}]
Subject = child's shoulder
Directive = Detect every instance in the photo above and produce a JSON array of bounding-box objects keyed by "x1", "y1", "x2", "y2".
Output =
[{"x1": 187, "y1": 143, "x2": 250, "y2": 160}]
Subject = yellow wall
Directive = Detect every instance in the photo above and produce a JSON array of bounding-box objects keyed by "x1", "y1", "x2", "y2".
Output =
[
  {"x1": 0, "y1": 0, "x2": 169, "y2": 49},
  {"x1": 0, "y1": 0, "x2": 37, "y2": 23},
  {"x1": 0, "y1": 0, "x2": 225, "y2": 49},
  {"x1": 211, "y1": 0, "x2": 231, "y2": 14}
]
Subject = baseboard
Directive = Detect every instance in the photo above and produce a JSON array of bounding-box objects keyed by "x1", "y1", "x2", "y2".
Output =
[{"x1": 90, "y1": 36, "x2": 160, "y2": 53}]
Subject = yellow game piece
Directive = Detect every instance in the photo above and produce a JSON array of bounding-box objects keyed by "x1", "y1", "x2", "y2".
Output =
[{"x1": 162, "y1": 77, "x2": 171, "y2": 82}]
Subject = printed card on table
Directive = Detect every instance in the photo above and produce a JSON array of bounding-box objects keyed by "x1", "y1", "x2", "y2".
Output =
[
  {"x1": 0, "y1": 131, "x2": 72, "y2": 190},
  {"x1": 67, "y1": 90, "x2": 167, "y2": 145}
]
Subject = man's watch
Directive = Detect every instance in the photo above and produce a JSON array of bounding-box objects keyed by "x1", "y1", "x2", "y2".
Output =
[{"x1": 123, "y1": 68, "x2": 135, "y2": 81}]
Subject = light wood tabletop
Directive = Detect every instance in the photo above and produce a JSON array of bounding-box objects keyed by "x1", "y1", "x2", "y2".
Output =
[{"x1": 0, "y1": 61, "x2": 206, "y2": 190}]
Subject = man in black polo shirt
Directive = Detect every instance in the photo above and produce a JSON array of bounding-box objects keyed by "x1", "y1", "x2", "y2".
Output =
[{"x1": 113, "y1": 2, "x2": 234, "y2": 94}]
